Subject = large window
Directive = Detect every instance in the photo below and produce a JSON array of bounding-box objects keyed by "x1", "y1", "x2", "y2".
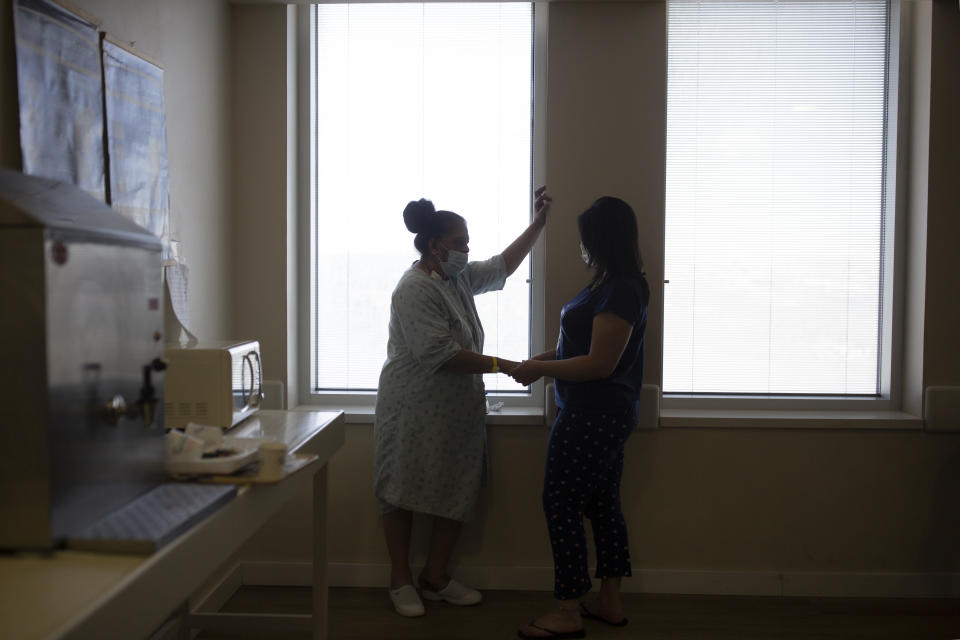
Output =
[
  {"x1": 663, "y1": 0, "x2": 893, "y2": 397},
  {"x1": 308, "y1": 3, "x2": 538, "y2": 398}
]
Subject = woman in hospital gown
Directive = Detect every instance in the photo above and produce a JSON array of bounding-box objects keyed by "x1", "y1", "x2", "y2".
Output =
[{"x1": 374, "y1": 188, "x2": 550, "y2": 617}]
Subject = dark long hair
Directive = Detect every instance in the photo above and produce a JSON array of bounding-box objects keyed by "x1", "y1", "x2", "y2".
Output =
[
  {"x1": 402, "y1": 198, "x2": 465, "y2": 256},
  {"x1": 578, "y1": 196, "x2": 644, "y2": 283}
]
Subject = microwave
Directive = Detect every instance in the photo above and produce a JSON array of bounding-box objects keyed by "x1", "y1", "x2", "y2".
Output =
[{"x1": 163, "y1": 340, "x2": 263, "y2": 429}]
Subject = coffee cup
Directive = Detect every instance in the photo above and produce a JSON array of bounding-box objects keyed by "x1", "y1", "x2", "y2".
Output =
[{"x1": 258, "y1": 441, "x2": 288, "y2": 481}]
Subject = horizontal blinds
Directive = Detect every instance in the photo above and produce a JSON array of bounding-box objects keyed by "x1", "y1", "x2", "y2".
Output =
[
  {"x1": 664, "y1": 0, "x2": 888, "y2": 394},
  {"x1": 313, "y1": 3, "x2": 533, "y2": 392}
]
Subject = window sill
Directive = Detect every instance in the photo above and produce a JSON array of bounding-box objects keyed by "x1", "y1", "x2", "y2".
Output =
[
  {"x1": 295, "y1": 404, "x2": 924, "y2": 430},
  {"x1": 658, "y1": 408, "x2": 923, "y2": 430},
  {"x1": 298, "y1": 405, "x2": 545, "y2": 426}
]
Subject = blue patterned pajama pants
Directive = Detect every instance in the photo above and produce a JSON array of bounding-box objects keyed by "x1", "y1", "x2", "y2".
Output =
[{"x1": 543, "y1": 405, "x2": 635, "y2": 600}]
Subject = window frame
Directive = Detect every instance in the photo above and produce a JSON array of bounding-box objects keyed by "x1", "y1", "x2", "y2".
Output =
[
  {"x1": 659, "y1": 0, "x2": 906, "y2": 416},
  {"x1": 296, "y1": 2, "x2": 549, "y2": 414}
]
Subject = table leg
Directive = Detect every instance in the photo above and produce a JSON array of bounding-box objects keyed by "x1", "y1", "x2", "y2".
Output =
[{"x1": 313, "y1": 464, "x2": 329, "y2": 640}]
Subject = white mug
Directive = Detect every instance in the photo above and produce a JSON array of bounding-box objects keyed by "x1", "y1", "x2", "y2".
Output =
[{"x1": 258, "y1": 441, "x2": 288, "y2": 481}]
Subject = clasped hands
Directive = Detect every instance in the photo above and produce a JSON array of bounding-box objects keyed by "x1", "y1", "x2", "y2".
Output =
[{"x1": 495, "y1": 358, "x2": 544, "y2": 386}]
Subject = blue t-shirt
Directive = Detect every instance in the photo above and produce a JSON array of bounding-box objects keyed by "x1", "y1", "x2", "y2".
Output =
[{"x1": 554, "y1": 274, "x2": 650, "y2": 412}]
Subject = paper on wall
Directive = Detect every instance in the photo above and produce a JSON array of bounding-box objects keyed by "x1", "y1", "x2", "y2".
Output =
[{"x1": 163, "y1": 252, "x2": 197, "y2": 346}]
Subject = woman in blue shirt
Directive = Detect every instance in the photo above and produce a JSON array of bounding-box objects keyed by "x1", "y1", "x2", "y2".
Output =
[{"x1": 510, "y1": 196, "x2": 649, "y2": 639}]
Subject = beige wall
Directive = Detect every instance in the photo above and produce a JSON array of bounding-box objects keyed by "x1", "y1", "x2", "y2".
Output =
[
  {"x1": 229, "y1": 5, "x2": 295, "y2": 392},
  {"x1": 0, "y1": 0, "x2": 234, "y2": 340},
  {"x1": 544, "y1": 2, "x2": 666, "y2": 383},
  {"x1": 923, "y1": 0, "x2": 960, "y2": 389}
]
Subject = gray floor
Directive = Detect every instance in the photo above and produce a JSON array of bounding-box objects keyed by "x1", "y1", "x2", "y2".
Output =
[{"x1": 194, "y1": 586, "x2": 960, "y2": 639}]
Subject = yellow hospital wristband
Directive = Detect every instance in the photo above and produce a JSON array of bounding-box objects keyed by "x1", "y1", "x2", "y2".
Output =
[{"x1": 491, "y1": 356, "x2": 499, "y2": 373}]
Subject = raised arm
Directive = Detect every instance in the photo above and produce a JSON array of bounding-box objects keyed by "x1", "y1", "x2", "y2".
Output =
[
  {"x1": 509, "y1": 312, "x2": 633, "y2": 385},
  {"x1": 501, "y1": 186, "x2": 551, "y2": 277}
]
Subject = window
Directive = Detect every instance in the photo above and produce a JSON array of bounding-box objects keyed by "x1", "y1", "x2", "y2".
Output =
[
  {"x1": 306, "y1": 3, "x2": 542, "y2": 403},
  {"x1": 663, "y1": 0, "x2": 896, "y2": 398}
]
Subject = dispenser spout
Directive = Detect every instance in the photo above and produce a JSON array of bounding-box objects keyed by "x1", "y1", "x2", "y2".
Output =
[{"x1": 137, "y1": 358, "x2": 167, "y2": 427}]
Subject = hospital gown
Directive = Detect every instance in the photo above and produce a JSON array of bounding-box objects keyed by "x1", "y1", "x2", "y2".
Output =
[{"x1": 373, "y1": 255, "x2": 507, "y2": 521}]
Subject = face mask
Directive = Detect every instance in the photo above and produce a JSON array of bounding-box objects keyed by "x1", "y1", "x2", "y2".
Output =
[
  {"x1": 579, "y1": 242, "x2": 591, "y2": 265},
  {"x1": 440, "y1": 249, "x2": 468, "y2": 278}
]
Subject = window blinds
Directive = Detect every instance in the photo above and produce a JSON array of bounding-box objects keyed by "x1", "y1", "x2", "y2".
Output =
[
  {"x1": 663, "y1": 0, "x2": 888, "y2": 395},
  {"x1": 312, "y1": 4, "x2": 533, "y2": 392}
]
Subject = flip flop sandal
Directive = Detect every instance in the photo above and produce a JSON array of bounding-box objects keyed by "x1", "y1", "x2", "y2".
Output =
[
  {"x1": 579, "y1": 602, "x2": 628, "y2": 627},
  {"x1": 517, "y1": 621, "x2": 586, "y2": 639}
]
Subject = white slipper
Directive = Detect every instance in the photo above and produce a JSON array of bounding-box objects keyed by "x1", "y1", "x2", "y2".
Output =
[
  {"x1": 421, "y1": 578, "x2": 482, "y2": 606},
  {"x1": 388, "y1": 584, "x2": 425, "y2": 617}
]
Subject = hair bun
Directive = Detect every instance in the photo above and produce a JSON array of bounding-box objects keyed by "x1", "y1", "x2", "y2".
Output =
[{"x1": 403, "y1": 198, "x2": 436, "y2": 233}]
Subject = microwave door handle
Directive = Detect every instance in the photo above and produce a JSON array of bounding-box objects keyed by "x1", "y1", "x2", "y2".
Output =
[
  {"x1": 250, "y1": 351, "x2": 263, "y2": 408},
  {"x1": 242, "y1": 353, "x2": 255, "y2": 410}
]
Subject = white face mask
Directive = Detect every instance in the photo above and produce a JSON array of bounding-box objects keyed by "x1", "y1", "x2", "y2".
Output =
[
  {"x1": 579, "y1": 241, "x2": 591, "y2": 265},
  {"x1": 441, "y1": 249, "x2": 468, "y2": 278}
]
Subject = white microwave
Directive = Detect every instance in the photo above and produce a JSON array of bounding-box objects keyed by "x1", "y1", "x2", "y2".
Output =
[{"x1": 163, "y1": 340, "x2": 263, "y2": 429}]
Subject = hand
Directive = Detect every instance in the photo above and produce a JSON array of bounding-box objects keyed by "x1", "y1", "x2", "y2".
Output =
[
  {"x1": 533, "y1": 185, "x2": 551, "y2": 225},
  {"x1": 497, "y1": 358, "x2": 520, "y2": 375},
  {"x1": 509, "y1": 359, "x2": 544, "y2": 386}
]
